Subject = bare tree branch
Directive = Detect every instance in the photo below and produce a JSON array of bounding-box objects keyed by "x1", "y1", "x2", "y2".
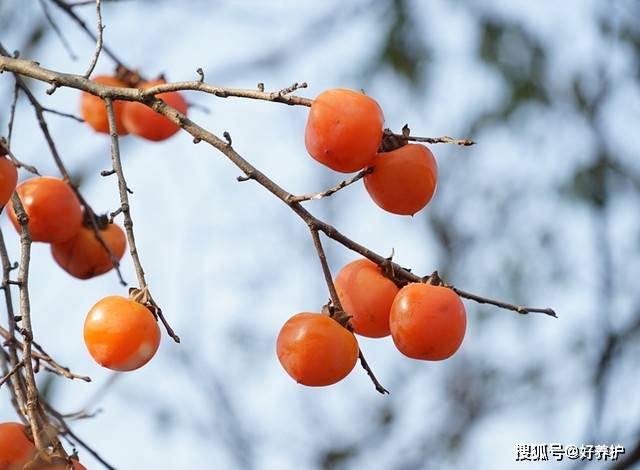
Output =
[{"x1": 82, "y1": 0, "x2": 103, "y2": 78}]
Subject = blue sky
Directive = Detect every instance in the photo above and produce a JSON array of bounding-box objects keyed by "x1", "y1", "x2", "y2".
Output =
[{"x1": 1, "y1": 1, "x2": 639, "y2": 469}]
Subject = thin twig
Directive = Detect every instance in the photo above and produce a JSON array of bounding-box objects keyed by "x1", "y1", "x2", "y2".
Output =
[
  {"x1": 309, "y1": 229, "x2": 389, "y2": 394},
  {"x1": 49, "y1": 0, "x2": 131, "y2": 70},
  {"x1": 401, "y1": 134, "x2": 475, "y2": 146},
  {"x1": 38, "y1": 0, "x2": 78, "y2": 60},
  {"x1": 44, "y1": 401, "x2": 118, "y2": 470},
  {"x1": 0, "y1": 138, "x2": 41, "y2": 175},
  {"x1": 82, "y1": 0, "x2": 103, "y2": 78},
  {"x1": 42, "y1": 106, "x2": 85, "y2": 122},
  {"x1": 0, "y1": 326, "x2": 91, "y2": 381},
  {"x1": 309, "y1": 228, "x2": 341, "y2": 307},
  {"x1": 288, "y1": 168, "x2": 372, "y2": 203},
  {"x1": 7, "y1": 79, "x2": 20, "y2": 146},
  {"x1": 104, "y1": 98, "x2": 180, "y2": 342},
  {"x1": 0, "y1": 360, "x2": 24, "y2": 388},
  {"x1": 451, "y1": 287, "x2": 557, "y2": 317},
  {"x1": 68, "y1": 0, "x2": 130, "y2": 6}
]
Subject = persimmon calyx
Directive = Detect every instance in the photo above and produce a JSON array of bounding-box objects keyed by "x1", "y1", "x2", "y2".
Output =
[
  {"x1": 128, "y1": 287, "x2": 157, "y2": 318},
  {"x1": 422, "y1": 270, "x2": 445, "y2": 286},
  {"x1": 81, "y1": 211, "x2": 110, "y2": 230},
  {"x1": 321, "y1": 303, "x2": 353, "y2": 330},
  {"x1": 379, "y1": 125, "x2": 412, "y2": 153},
  {"x1": 114, "y1": 64, "x2": 144, "y2": 87}
]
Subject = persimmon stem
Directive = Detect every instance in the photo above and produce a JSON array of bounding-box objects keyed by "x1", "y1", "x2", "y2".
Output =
[
  {"x1": 104, "y1": 98, "x2": 181, "y2": 343},
  {"x1": 309, "y1": 228, "x2": 389, "y2": 394},
  {"x1": 309, "y1": 228, "x2": 342, "y2": 309}
]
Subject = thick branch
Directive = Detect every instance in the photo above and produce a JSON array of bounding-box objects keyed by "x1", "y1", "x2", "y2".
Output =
[{"x1": 10, "y1": 193, "x2": 68, "y2": 461}]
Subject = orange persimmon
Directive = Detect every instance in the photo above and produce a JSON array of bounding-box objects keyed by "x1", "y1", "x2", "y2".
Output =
[
  {"x1": 84, "y1": 296, "x2": 161, "y2": 371},
  {"x1": 364, "y1": 144, "x2": 437, "y2": 215},
  {"x1": 0, "y1": 156, "x2": 18, "y2": 208},
  {"x1": 277, "y1": 312, "x2": 359, "y2": 386},
  {"x1": 335, "y1": 259, "x2": 399, "y2": 338},
  {"x1": 80, "y1": 75, "x2": 129, "y2": 135},
  {"x1": 121, "y1": 79, "x2": 188, "y2": 141},
  {"x1": 51, "y1": 223, "x2": 126, "y2": 279},
  {"x1": 7, "y1": 177, "x2": 82, "y2": 243},
  {"x1": 0, "y1": 422, "x2": 35, "y2": 470},
  {"x1": 305, "y1": 88, "x2": 384, "y2": 173},
  {"x1": 390, "y1": 283, "x2": 466, "y2": 360}
]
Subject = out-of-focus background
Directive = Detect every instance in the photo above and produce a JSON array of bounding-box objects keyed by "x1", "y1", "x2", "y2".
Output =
[{"x1": 1, "y1": 0, "x2": 639, "y2": 469}]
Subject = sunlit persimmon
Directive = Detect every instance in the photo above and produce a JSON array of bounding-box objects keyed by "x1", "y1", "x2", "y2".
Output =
[
  {"x1": 364, "y1": 144, "x2": 437, "y2": 215},
  {"x1": 335, "y1": 259, "x2": 399, "y2": 338},
  {"x1": 7, "y1": 177, "x2": 82, "y2": 243},
  {"x1": 121, "y1": 79, "x2": 188, "y2": 141},
  {"x1": 390, "y1": 283, "x2": 466, "y2": 361},
  {"x1": 84, "y1": 295, "x2": 161, "y2": 371},
  {"x1": 80, "y1": 75, "x2": 129, "y2": 135},
  {"x1": 277, "y1": 312, "x2": 359, "y2": 386},
  {"x1": 305, "y1": 88, "x2": 384, "y2": 173},
  {"x1": 51, "y1": 223, "x2": 126, "y2": 279},
  {"x1": 0, "y1": 157, "x2": 18, "y2": 208},
  {"x1": 0, "y1": 422, "x2": 35, "y2": 470}
]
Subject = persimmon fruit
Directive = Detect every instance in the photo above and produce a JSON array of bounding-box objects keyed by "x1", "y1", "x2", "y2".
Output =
[
  {"x1": 364, "y1": 144, "x2": 437, "y2": 215},
  {"x1": 51, "y1": 222, "x2": 126, "y2": 279},
  {"x1": 80, "y1": 75, "x2": 129, "y2": 135},
  {"x1": 7, "y1": 177, "x2": 82, "y2": 243},
  {"x1": 335, "y1": 259, "x2": 399, "y2": 338},
  {"x1": 121, "y1": 79, "x2": 188, "y2": 141},
  {"x1": 84, "y1": 295, "x2": 161, "y2": 371},
  {"x1": 390, "y1": 283, "x2": 466, "y2": 361},
  {"x1": 305, "y1": 88, "x2": 384, "y2": 173},
  {"x1": 0, "y1": 422, "x2": 35, "y2": 470},
  {"x1": 0, "y1": 157, "x2": 17, "y2": 208},
  {"x1": 277, "y1": 312, "x2": 359, "y2": 386}
]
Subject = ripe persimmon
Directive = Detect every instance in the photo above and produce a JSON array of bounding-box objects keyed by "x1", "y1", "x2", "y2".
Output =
[
  {"x1": 121, "y1": 79, "x2": 188, "y2": 141},
  {"x1": 7, "y1": 177, "x2": 82, "y2": 243},
  {"x1": 277, "y1": 312, "x2": 359, "y2": 386},
  {"x1": 51, "y1": 222, "x2": 126, "y2": 279},
  {"x1": 390, "y1": 283, "x2": 466, "y2": 360},
  {"x1": 84, "y1": 295, "x2": 161, "y2": 371},
  {"x1": 0, "y1": 422, "x2": 35, "y2": 470},
  {"x1": 364, "y1": 144, "x2": 437, "y2": 215},
  {"x1": 305, "y1": 88, "x2": 384, "y2": 173},
  {"x1": 0, "y1": 156, "x2": 18, "y2": 208},
  {"x1": 335, "y1": 259, "x2": 399, "y2": 338},
  {"x1": 80, "y1": 75, "x2": 129, "y2": 135}
]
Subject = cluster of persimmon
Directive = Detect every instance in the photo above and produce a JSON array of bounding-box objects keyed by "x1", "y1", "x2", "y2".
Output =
[
  {"x1": 277, "y1": 88, "x2": 463, "y2": 387},
  {"x1": 305, "y1": 88, "x2": 438, "y2": 215},
  {"x1": 0, "y1": 422, "x2": 86, "y2": 469},
  {"x1": 277, "y1": 259, "x2": 467, "y2": 387},
  {"x1": 80, "y1": 75, "x2": 187, "y2": 142},
  {"x1": 0, "y1": 91, "x2": 168, "y2": 374}
]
